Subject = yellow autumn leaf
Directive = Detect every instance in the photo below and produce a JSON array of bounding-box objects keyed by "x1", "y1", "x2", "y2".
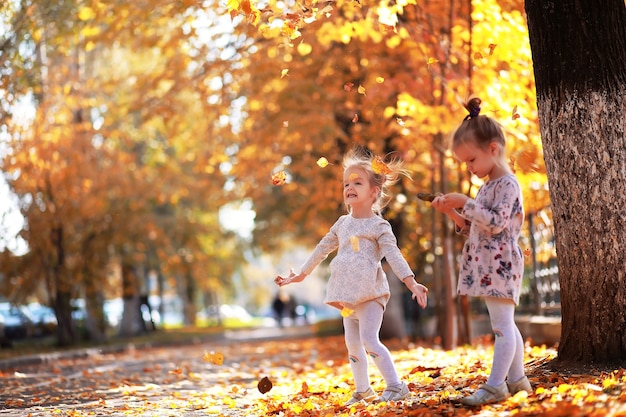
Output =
[
  {"x1": 297, "y1": 42, "x2": 312, "y2": 56},
  {"x1": 316, "y1": 157, "x2": 329, "y2": 168},
  {"x1": 78, "y1": 7, "x2": 96, "y2": 21},
  {"x1": 349, "y1": 235, "x2": 359, "y2": 252}
]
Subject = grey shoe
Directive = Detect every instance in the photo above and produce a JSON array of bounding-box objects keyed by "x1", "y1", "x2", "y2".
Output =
[
  {"x1": 460, "y1": 382, "x2": 510, "y2": 406},
  {"x1": 378, "y1": 382, "x2": 410, "y2": 402},
  {"x1": 507, "y1": 376, "x2": 532, "y2": 394},
  {"x1": 345, "y1": 387, "x2": 376, "y2": 406}
]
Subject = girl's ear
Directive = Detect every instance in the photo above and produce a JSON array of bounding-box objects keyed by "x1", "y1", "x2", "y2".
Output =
[{"x1": 489, "y1": 141, "x2": 501, "y2": 155}]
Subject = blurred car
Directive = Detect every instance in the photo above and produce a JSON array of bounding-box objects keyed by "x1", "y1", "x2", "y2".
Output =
[
  {"x1": 0, "y1": 302, "x2": 35, "y2": 339},
  {"x1": 0, "y1": 314, "x2": 8, "y2": 347},
  {"x1": 26, "y1": 302, "x2": 58, "y2": 336}
]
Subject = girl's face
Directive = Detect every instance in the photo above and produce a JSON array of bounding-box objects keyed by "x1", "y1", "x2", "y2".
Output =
[
  {"x1": 453, "y1": 140, "x2": 500, "y2": 179},
  {"x1": 343, "y1": 166, "x2": 379, "y2": 210}
]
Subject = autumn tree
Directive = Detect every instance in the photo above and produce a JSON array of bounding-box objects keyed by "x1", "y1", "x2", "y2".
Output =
[
  {"x1": 226, "y1": 0, "x2": 546, "y2": 345},
  {"x1": 524, "y1": 0, "x2": 626, "y2": 363},
  {"x1": 0, "y1": 0, "x2": 244, "y2": 344}
]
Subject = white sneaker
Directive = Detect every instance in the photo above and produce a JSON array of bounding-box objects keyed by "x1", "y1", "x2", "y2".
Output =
[
  {"x1": 460, "y1": 382, "x2": 510, "y2": 406},
  {"x1": 378, "y1": 382, "x2": 410, "y2": 402},
  {"x1": 345, "y1": 386, "x2": 376, "y2": 406},
  {"x1": 507, "y1": 376, "x2": 532, "y2": 394}
]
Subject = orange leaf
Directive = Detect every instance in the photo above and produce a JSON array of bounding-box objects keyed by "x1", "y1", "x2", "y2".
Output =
[
  {"x1": 427, "y1": 57, "x2": 439, "y2": 67},
  {"x1": 372, "y1": 155, "x2": 391, "y2": 175},
  {"x1": 512, "y1": 105, "x2": 521, "y2": 120},
  {"x1": 203, "y1": 351, "x2": 224, "y2": 365},
  {"x1": 272, "y1": 171, "x2": 287, "y2": 186},
  {"x1": 300, "y1": 381, "x2": 310, "y2": 397},
  {"x1": 488, "y1": 43, "x2": 497, "y2": 55}
]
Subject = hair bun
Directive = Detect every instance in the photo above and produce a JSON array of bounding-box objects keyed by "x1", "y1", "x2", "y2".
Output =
[{"x1": 464, "y1": 97, "x2": 482, "y2": 120}]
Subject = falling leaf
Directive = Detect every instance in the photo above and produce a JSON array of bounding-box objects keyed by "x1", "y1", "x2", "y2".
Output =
[
  {"x1": 203, "y1": 351, "x2": 224, "y2": 365},
  {"x1": 512, "y1": 105, "x2": 521, "y2": 120},
  {"x1": 371, "y1": 155, "x2": 391, "y2": 175},
  {"x1": 488, "y1": 43, "x2": 497, "y2": 55},
  {"x1": 316, "y1": 157, "x2": 329, "y2": 168},
  {"x1": 379, "y1": 23, "x2": 396, "y2": 33},
  {"x1": 169, "y1": 367, "x2": 183, "y2": 375},
  {"x1": 352, "y1": 113, "x2": 359, "y2": 123},
  {"x1": 296, "y1": 42, "x2": 312, "y2": 56},
  {"x1": 272, "y1": 171, "x2": 287, "y2": 186},
  {"x1": 474, "y1": 52, "x2": 483, "y2": 60},
  {"x1": 427, "y1": 57, "x2": 439, "y2": 67},
  {"x1": 300, "y1": 381, "x2": 310, "y2": 397},
  {"x1": 524, "y1": 248, "x2": 531, "y2": 257},
  {"x1": 376, "y1": 76, "x2": 385, "y2": 83},
  {"x1": 280, "y1": 69, "x2": 289, "y2": 78},
  {"x1": 396, "y1": 117, "x2": 405, "y2": 126},
  {"x1": 509, "y1": 156, "x2": 517, "y2": 173},
  {"x1": 343, "y1": 82, "x2": 354, "y2": 92},
  {"x1": 349, "y1": 235, "x2": 360, "y2": 252},
  {"x1": 77, "y1": 7, "x2": 96, "y2": 21},
  {"x1": 341, "y1": 306, "x2": 354, "y2": 317},
  {"x1": 417, "y1": 192, "x2": 438, "y2": 202},
  {"x1": 282, "y1": 120, "x2": 289, "y2": 128},
  {"x1": 258, "y1": 376, "x2": 273, "y2": 394},
  {"x1": 357, "y1": 85, "x2": 366, "y2": 95}
]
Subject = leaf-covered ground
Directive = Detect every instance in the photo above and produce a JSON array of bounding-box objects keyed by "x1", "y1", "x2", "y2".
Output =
[{"x1": 2, "y1": 334, "x2": 626, "y2": 416}]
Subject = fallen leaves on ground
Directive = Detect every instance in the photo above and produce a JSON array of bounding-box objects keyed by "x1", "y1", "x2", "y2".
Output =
[{"x1": 2, "y1": 334, "x2": 626, "y2": 416}]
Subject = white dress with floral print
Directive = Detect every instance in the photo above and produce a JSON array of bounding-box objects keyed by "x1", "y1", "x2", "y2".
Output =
[{"x1": 456, "y1": 174, "x2": 524, "y2": 304}]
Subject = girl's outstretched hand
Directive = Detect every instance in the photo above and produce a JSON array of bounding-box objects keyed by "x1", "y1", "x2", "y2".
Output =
[
  {"x1": 274, "y1": 268, "x2": 306, "y2": 287},
  {"x1": 402, "y1": 277, "x2": 428, "y2": 308},
  {"x1": 408, "y1": 282, "x2": 429, "y2": 309}
]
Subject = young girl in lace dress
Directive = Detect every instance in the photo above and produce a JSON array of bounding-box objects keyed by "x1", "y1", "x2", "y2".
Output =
[{"x1": 275, "y1": 147, "x2": 428, "y2": 405}]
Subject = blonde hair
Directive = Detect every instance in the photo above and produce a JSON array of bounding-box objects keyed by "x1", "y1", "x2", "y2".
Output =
[{"x1": 342, "y1": 146, "x2": 410, "y2": 215}]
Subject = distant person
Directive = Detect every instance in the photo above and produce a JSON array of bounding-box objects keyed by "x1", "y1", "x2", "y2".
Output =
[
  {"x1": 430, "y1": 97, "x2": 532, "y2": 406},
  {"x1": 271, "y1": 291, "x2": 290, "y2": 327},
  {"x1": 274, "y1": 146, "x2": 428, "y2": 405}
]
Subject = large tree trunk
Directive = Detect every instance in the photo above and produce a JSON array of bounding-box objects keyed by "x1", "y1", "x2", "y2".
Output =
[{"x1": 525, "y1": 0, "x2": 626, "y2": 363}]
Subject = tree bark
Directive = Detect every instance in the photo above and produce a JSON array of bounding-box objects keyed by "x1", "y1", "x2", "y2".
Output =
[{"x1": 525, "y1": 0, "x2": 626, "y2": 363}]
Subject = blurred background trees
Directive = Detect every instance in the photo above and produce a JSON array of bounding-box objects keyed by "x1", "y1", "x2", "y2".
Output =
[{"x1": 0, "y1": 0, "x2": 550, "y2": 347}]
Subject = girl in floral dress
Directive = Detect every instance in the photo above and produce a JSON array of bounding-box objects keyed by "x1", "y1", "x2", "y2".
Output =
[{"x1": 431, "y1": 97, "x2": 533, "y2": 406}]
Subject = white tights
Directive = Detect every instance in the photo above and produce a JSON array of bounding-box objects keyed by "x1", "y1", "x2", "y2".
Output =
[
  {"x1": 343, "y1": 300, "x2": 400, "y2": 391},
  {"x1": 485, "y1": 297, "x2": 526, "y2": 386}
]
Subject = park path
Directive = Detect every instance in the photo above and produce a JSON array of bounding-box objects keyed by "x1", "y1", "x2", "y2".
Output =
[{"x1": 0, "y1": 325, "x2": 330, "y2": 416}]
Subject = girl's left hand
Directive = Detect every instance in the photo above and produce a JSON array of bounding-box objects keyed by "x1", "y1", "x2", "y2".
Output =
[{"x1": 410, "y1": 283, "x2": 429, "y2": 309}]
